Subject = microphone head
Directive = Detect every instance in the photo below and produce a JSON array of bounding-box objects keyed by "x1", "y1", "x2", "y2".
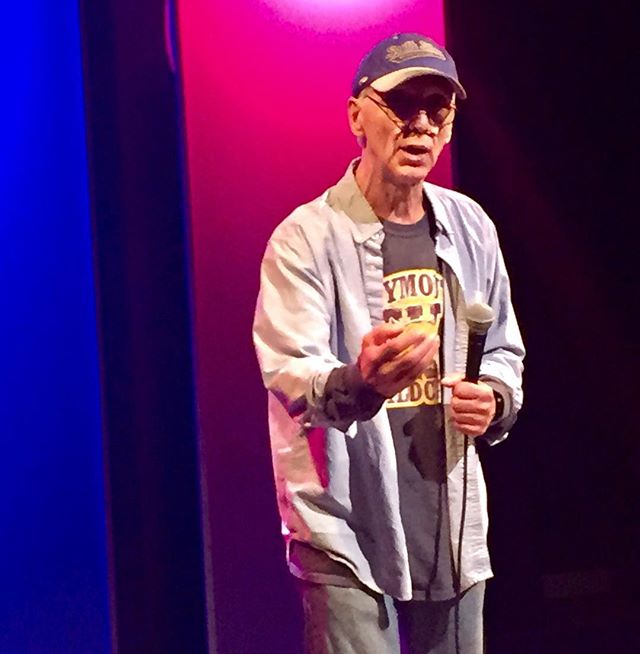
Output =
[{"x1": 466, "y1": 300, "x2": 495, "y2": 335}]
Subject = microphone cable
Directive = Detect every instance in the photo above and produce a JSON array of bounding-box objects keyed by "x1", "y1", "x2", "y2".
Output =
[
  {"x1": 453, "y1": 434, "x2": 469, "y2": 654},
  {"x1": 454, "y1": 297, "x2": 495, "y2": 654}
]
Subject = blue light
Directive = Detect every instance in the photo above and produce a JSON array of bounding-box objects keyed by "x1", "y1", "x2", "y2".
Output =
[{"x1": 0, "y1": 3, "x2": 111, "y2": 653}]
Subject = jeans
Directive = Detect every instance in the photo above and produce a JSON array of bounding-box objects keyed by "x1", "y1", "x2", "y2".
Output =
[{"x1": 298, "y1": 580, "x2": 485, "y2": 654}]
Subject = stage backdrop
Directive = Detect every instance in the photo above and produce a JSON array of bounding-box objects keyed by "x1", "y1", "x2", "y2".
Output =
[{"x1": 177, "y1": 2, "x2": 450, "y2": 651}]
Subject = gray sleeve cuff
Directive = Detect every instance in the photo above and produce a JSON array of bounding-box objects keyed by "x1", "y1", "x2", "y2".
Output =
[
  {"x1": 321, "y1": 364, "x2": 386, "y2": 430},
  {"x1": 479, "y1": 376, "x2": 518, "y2": 444}
]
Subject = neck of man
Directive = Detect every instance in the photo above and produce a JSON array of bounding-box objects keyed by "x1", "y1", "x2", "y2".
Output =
[{"x1": 354, "y1": 156, "x2": 425, "y2": 224}]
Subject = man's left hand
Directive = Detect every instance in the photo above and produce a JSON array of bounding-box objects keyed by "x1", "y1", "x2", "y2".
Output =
[{"x1": 441, "y1": 373, "x2": 496, "y2": 437}]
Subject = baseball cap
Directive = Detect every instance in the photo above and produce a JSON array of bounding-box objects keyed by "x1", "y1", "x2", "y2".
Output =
[{"x1": 352, "y1": 33, "x2": 467, "y2": 99}]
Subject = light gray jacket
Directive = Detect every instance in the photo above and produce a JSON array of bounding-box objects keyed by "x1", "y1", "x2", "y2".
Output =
[{"x1": 253, "y1": 162, "x2": 525, "y2": 600}]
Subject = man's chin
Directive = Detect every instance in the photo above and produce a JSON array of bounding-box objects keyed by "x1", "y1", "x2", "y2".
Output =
[{"x1": 392, "y1": 163, "x2": 431, "y2": 185}]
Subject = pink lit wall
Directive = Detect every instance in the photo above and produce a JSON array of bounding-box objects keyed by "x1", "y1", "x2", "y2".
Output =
[{"x1": 177, "y1": 1, "x2": 450, "y2": 650}]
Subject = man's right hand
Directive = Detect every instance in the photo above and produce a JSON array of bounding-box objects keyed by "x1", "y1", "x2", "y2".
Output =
[{"x1": 357, "y1": 323, "x2": 439, "y2": 398}]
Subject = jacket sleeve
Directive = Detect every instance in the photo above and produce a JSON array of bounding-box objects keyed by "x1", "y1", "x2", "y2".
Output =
[
  {"x1": 478, "y1": 222, "x2": 526, "y2": 445},
  {"x1": 253, "y1": 218, "x2": 382, "y2": 433}
]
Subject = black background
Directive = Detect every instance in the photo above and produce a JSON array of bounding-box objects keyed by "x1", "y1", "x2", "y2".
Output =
[{"x1": 447, "y1": 0, "x2": 638, "y2": 651}]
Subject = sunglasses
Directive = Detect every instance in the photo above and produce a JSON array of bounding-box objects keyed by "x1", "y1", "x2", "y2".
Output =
[{"x1": 366, "y1": 89, "x2": 457, "y2": 129}]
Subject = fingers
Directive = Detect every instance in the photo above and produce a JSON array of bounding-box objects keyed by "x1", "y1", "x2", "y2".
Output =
[
  {"x1": 366, "y1": 323, "x2": 405, "y2": 346},
  {"x1": 378, "y1": 333, "x2": 439, "y2": 377},
  {"x1": 450, "y1": 416, "x2": 490, "y2": 437},
  {"x1": 379, "y1": 337, "x2": 439, "y2": 397},
  {"x1": 451, "y1": 396, "x2": 492, "y2": 413},
  {"x1": 393, "y1": 334, "x2": 439, "y2": 376},
  {"x1": 359, "y1": 330, "x2": 439, "y2": 397},
  {"x1": 450, "y1": 381, "x2": 493, "y2": 401},
  {"x1": 441, "y1": 372, "x2": 464, "y2": 387},
  {"x1": 384, "y1": 327, "x2": 431, "y2": 355},
  {"x1": 364, "y1": 321, "x2": 430, "y2": 350},
  {"x1": 359, "y1": 325, "x2": 407, "y2": 384},
  {"x1": 447, "y1": 381, "x2": 496, "y2": 437}
]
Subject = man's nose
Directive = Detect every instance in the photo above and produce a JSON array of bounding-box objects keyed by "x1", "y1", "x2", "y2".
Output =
[{"x1": 408, "y1": 110, "x2": 437, "y2": 135}]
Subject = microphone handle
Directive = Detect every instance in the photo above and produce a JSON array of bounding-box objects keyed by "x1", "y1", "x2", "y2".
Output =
[{"x1": 465, "y1": 330, "x2": 488, "y2": 383}]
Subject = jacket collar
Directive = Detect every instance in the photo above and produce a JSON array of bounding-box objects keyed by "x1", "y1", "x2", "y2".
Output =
[{"x1": 326, "y1": 159, "x2": 454, "y2": 242}]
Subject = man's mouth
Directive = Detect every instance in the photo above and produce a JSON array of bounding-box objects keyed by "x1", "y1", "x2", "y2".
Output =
[{"x1": 399, "y1": 144, "x2": 430, "y2": 156}]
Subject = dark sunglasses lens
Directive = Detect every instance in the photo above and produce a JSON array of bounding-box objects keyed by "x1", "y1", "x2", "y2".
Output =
[
  {"x1": 383, "y1": 92, "x2": 414, "y2": 121},
  {"x1": 423, "y1": 96, "x2": 454, "y2": 125},
  {"x1": 384, "y1": 91, "x2": 454, "y2": 125}
]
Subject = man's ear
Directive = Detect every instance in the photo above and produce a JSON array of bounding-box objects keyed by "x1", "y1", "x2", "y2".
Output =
[
  {"x1": 442, "y1": 120, "x2": 454, "y2": 144},
  {"x1": 442, "y1": 98, "x2": 456, "y2": 144},
  {"x1": 347, "y1": 96, "x2": 364, "y2": 138}
]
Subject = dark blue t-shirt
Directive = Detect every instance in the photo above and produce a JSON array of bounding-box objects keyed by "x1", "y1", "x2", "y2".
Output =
[{"x1": 381, "y1": 210, "x2": 455, "y2": 600}]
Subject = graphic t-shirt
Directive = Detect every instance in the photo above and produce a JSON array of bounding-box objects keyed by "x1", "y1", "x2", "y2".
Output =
[{"x1": 382, "y1": 211, "x2": 455, "y2": 600}]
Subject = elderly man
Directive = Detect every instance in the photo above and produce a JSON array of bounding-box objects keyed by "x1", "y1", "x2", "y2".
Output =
[{"x1": 253, "y1": 32, "x2": 524, "y2": 654}]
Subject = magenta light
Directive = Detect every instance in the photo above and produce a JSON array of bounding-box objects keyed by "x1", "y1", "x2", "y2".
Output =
[{"x1": 260, "y1": 0, "x2": 433, "y2": 31}]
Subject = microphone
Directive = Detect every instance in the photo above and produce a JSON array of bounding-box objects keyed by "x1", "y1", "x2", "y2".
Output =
[{"x1": 464, "y1": 298, "x2": 495, "y2": 383}]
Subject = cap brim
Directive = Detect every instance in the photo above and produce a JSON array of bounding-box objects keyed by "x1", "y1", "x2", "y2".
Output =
[{"x1": 370, "y1": 67, "x2": 467, "y2": 99}]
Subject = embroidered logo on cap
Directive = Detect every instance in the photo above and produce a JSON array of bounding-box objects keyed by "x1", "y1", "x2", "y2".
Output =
[{"x1": 386, "y1": 40, "x2": 446, "y2": 64}]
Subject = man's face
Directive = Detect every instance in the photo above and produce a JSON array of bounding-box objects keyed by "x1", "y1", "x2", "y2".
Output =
[{"x1": 348, "y1": 75, "x2": 456, "y2": 186}]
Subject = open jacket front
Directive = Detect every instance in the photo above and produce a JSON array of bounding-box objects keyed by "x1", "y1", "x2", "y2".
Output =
[{"x1": 253, "y1": 162, "x2": 525, "y2": 601}]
